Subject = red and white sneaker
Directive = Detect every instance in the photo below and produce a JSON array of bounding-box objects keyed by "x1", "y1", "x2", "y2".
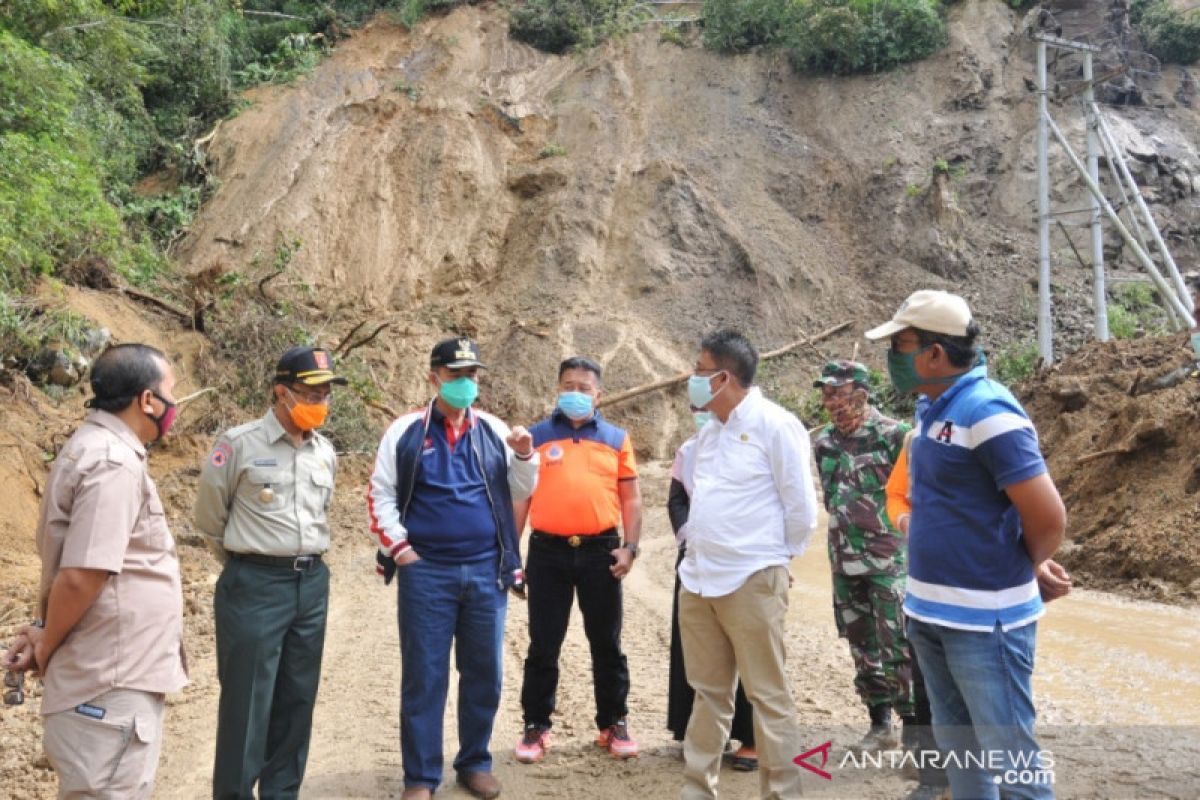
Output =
[
  {"x1": 515, "y1": 724, "x2": 551, "y2": 764},
  {"x1": 595, "y1": 719, "x2": 639, "y2": 759}
]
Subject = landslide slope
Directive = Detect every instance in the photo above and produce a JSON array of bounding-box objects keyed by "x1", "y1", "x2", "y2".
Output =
[{"x1": 177, "y1": 0, "x2": 1107, "y2": 457}]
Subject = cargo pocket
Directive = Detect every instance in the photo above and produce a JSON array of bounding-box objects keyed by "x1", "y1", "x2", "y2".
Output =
[{"x1": 44, "y1": 708, "x2": 133, "y2": 793}]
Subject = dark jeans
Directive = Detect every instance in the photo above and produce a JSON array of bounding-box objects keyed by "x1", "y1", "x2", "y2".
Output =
[
  {"x1": 396, "y1": 557, "x2": 507, "y2": 790},
  {"x1": 520, "y1": 532, "x2": 630, "y2": 730},
  {"x1": 213, "y1": 558, "x2": 329, "y2": 800}
]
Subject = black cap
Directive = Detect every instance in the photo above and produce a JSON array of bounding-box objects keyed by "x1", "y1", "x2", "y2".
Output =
[
  {"x1": 275, "y1": 346, "x2": 348, "y2": 386},
  {"x1": 430, "y1": 337, "x2": 486, "y2": 369}
]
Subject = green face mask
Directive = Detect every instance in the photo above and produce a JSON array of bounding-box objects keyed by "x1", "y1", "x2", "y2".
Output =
[
  {"x1": 438, "y1": 376, "x2": 478, "y2": 409},
  {"x1": 887, "y1": 346, "x2": 932, "y2": 396}
]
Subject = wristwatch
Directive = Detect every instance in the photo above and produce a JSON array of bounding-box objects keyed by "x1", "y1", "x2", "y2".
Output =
[{"x1": 621, "y1": 542, "x2": 639, "y2": 559}]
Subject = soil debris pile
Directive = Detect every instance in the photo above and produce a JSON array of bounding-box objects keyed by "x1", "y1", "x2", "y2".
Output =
[{"x1": 1020, "y1": 333, "x2": 1200, "y2": 600}]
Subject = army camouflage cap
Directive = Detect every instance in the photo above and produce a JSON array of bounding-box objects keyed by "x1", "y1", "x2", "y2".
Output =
[{"x1": 814, "y1": 359, "x2": 871, "y2": 389}]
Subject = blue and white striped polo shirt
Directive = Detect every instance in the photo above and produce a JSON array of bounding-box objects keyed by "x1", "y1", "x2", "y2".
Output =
[{"x1": 905, "y1": 366, "x2": 1047, "y2": 632}]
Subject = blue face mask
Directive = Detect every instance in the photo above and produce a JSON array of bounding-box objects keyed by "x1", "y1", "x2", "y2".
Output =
[
  {"x1": 438, "y1": 376, "x2": 478, "y2": 409},
  {"x1": 687, "y1": 371, "x2": 725, "y2": 409},
  {"x1": 557, "y1": 391, "x2": 594, "y2": 421},
  {"x1": 692, "y1": 411, "x2": 713, "y2": 429}
]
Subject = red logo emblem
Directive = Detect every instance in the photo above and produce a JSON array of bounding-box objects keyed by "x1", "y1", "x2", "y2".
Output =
[
  {"x1": 794, "y1": 741, "x2": 833, "y2": 780},
  {"x1": 315, "y1": 351, "x2": 330, "y2": 369}
]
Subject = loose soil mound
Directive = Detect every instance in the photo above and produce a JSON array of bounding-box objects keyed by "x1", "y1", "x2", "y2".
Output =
[{"x1": 1020, "y1": 333, "x2": 1200, "y2": 602}]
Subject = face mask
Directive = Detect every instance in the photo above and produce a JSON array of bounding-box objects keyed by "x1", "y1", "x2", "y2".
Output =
[
  {"x1": 438, "y1": 376, "x2": 479, "y2": 410},
  {"x1": 146, "y1": 391, "x2": 177, "y2": 440},
  {"x1": 687, "y1": 371, "x2": 725, "y2": 409},
  {"x1": 824, "y1": 390, "x2": 868, "y2": 434},
  {"x1": 692, "y1": 411, "x2": 713, "y2": 429},
  {"x1": 557, "y1": 391, "x2": 594, "y2": 421},
  {"x1": 284, "y1": 388, "x2": 329, "y2": 431},
  {"x1": 887, "y1": 346, "x2": 933, "y2": 396}
]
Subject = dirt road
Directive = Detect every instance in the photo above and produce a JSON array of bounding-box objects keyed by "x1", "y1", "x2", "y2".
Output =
[{"x1": 3, "y1": 458, "x2": 1198, "y2": 798}]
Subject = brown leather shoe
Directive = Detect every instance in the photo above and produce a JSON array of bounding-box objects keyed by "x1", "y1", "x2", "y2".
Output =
[
  {"x1": 457, "y1": 770, "x2": 501, "y2": 799},
  {"x1": 400, "y1": 787, "x2": 432, "y2": 800}
]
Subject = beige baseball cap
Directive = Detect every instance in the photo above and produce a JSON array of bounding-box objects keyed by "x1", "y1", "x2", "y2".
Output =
[{"x1": 865, "y1": 290, "x2": 973, "y2": 340}]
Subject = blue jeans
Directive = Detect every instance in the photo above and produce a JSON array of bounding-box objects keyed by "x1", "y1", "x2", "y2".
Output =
[
  {"x1": 907, "y1": 619, "x2": 1054, "y2": 800},
  {"x1": 396, "y1": 557, "x2": 507, "y2": 790}
]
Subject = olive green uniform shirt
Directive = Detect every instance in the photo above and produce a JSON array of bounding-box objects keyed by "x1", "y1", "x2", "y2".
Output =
[{"x1": 194, "y1": 409, "x2": 337, "y2": 562}]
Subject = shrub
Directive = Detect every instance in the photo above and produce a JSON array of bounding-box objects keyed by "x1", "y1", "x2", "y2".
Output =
[
  {"x1": 702, "y1": 0, "x2": 795, "y2": 52},
  {"x1": 991, "y1": 341, "x2": 1039, "y2": 386},
  {"x1": 1106, "y1": 283, "x2": 1170, "y2": 339},
  {"x1": 508, "y1": 0, "x2": 650, "y2": 53},
  {"x1": 1131, "y1": 0, "x2": 1200, "y2": 64},
  {"x1": 787, "y1": 0, "x2": 947, "y2": 75}
]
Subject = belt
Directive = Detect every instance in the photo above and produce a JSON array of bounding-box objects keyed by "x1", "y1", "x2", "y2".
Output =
[
  {"x1": 230, "y1": 552, "x2": 323, "y2": 571},
  {"x1": 531, "y1": 529, "x2": 618, "y2": 548}
]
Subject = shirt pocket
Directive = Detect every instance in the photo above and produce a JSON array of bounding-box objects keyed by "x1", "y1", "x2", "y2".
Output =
[
  {"x1": 136, "y1": 486, "x2": 169, "y2": 550},
  {"x1": 240, "y1": 468, "x2": 292, "y2": 512},
  {"x1": 308, "y1": 468, "x2": 333, "y2": 514}
]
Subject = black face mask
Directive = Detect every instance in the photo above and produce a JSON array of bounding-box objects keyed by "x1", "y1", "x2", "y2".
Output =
[{"x1": 146, "y1": 391, "x2": 177, "y2": 441}]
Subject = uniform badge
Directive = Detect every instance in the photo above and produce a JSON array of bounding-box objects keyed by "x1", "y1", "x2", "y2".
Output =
[
  {"x1": 546, "y1": 444, "x2": 564, "y2": 463},
  {"x1": 258, "y1": 486, "x2": 276, "y2": 504},
  {"x1": 210, "y1": 442, "x2": 233, "y2": 468},
  {"x1": 739, "y1": 433, "x2": 749, "y2": 442}
]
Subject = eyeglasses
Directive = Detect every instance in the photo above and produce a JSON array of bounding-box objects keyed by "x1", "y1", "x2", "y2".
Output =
[
  {"x1": 3, "y1": 670, "x2": 24, "y2": 706},
  {"x1": 289, "y1": 386, "x2": 332, "y2": 405}
]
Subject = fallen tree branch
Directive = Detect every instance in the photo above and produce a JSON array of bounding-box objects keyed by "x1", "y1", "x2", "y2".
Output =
[
  {"x1": 366, "y1": 399, "x2": 399, "y2": 419},
  {"x1": 243, "y1": 10, "x2": 310, "y2": 20},
  {"x1": 339, "y1": 321, "x2": 394, "y2": 357},
  {"x1": 597, "y1": 321, "x2": 854, "y2": 409},
  {"x1": 177, "y1": 387, "x2": 218, "y2": 406},
  {"x1": 120, "y1": 287, "x2": 192, "y2": 324},
  {"x1": 1075, "y1": 445, "x2": 1134, "y2": 464},
  {"x1": 334, "y1": 319, "x2": 371, "y2": 356},
  {"x1": 257, "y1": 269, "x2": 285, "y2": 305}
]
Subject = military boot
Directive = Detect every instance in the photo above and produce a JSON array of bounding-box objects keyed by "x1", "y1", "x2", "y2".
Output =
[{"x1": 858, "y1": 704, "x2": 898, "y2": 751}]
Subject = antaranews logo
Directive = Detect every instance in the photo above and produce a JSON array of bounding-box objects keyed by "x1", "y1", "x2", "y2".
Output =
[
  {"x1": 793, "y1": 741, "x2": 833, "y2": 780},
  {"x1": 794, "y1": 741, "x2": 1055, "y2": 787}
]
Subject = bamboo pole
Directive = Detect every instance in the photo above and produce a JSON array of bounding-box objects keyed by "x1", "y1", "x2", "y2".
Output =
[{"x1": 595, "y1": 321, "x2": 853, "y2": 409}]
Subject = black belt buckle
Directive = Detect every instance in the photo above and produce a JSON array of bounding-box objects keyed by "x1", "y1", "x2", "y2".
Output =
[{"x1": 293, "y1": 555, "x2": 315, "y2": 571}]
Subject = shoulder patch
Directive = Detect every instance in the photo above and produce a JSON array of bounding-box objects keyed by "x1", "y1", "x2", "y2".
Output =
[{"x1": 210, "y1": 441, "x2": 233, "y2": 468}]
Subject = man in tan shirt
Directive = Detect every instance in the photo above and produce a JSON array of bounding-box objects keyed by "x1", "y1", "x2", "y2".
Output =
[
  {"x1": 194, "y1": 346, "x2": 343, "y2": 800},
  {"x1": 4, "y1": 343, "x2": 188, "y2": 799}
]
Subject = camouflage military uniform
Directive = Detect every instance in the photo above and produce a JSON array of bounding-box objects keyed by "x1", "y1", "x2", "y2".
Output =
[{"x1": 813, "y1": 403, "x2": 914, "y2": 716}]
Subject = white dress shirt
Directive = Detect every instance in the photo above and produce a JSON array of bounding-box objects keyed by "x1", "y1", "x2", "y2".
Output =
[{"x1": 678, "y1": 387, "x2": 819, "y2": 598}]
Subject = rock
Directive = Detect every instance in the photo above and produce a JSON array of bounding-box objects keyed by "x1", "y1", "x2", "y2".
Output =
[
  {"x1": 80, "y1": 327, "x2": 110, "y2": 357},
  {"x1": 1051, "y1": 380, "x2": 1089, "y2": 412}
]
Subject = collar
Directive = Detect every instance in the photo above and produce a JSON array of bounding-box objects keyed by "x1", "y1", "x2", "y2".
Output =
[
  {"x1": 262, "y1": 408, "x2": 291, "y2": 444},
  {"x1": 551, "y1": 407, "x2": 600, "y2": 428},
  {"x1": 923, "y1": 365, "x2": 988, "y2": 419},
  {"x1": 88, "y1": 411, "x2": 147, "y2": 459},
  {"x1": 721, "y1": 386, "x2": 762, "y2": 426},
  {"x1": 430, "y1": 401, "x2": 475, "y2": 429}
]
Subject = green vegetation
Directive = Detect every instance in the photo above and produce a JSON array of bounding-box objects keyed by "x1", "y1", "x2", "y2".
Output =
[
  {"x1": 0, "y1": 0, "x2": 405, "y2": 451},
  {"x1": 1131, "y1": 0, "x2": 1200, "y2": 65},
  {"x1": 1107, "y1": 283, "x2": 1171, "y2": 340},
  {"x1": 991, "y1": 341, "x2": 1039, "y2": 386},
  {"x1": 538, "y1": 142, "x2": 568, "y2": 159},
  {"x1": 508, "y1": 0, "x2": 651, "y2": 54}
]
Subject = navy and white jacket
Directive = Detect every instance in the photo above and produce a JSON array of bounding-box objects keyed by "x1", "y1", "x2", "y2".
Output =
[{"x1": 368, "y1": 399, "x2": 538, "y2": 589}]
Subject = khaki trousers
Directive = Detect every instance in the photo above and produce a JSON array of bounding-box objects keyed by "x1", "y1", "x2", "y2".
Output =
[
  {"x1": 43, "y1": 688, "x2": 165, "y2": 799},
  {"x1": 679, "y1": 566, "x2": 802, "y2": 799}
]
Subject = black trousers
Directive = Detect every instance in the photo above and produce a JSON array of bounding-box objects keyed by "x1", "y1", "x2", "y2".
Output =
[
  {"x1": 667, "y1": 546, "x2": 755, "y2": 745},
  {"x1": 212, "y1": 558, "x2": 329, "y2": 800},
  {"x1": 520, "y1": 533, "x2": 630, "y2": 730}
]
